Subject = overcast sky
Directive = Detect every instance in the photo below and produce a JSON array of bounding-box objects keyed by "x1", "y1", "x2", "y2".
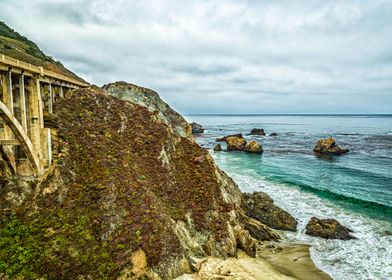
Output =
[{"x1": 1, "y1": 0, "x2": 391, "y2": 114}]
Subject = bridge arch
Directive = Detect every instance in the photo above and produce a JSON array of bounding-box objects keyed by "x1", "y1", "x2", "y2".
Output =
[{"x1": 0, "y1": 100, "x2": 42, "y2": 175}]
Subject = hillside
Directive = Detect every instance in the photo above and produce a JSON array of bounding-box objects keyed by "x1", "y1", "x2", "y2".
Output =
[
  {"x1": 0, "y1": 23, "x2": 330, "y2": 280},
  {"x1": 0, "y1": 22, "x2": 85, "y2": 83}
]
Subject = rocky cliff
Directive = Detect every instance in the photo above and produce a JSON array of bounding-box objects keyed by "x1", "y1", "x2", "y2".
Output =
[{"x1": 0, "y1": 83, "x2": 279, "y2": 279}]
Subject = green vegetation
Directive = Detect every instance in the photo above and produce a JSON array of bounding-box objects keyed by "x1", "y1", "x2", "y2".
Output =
[
  {"x1": 0, "y1": 85, "x2": 236, "y2": 278},
  {"x1": 0, "y1": 215, "x2": 44, "y2": 279},
  {"x1": 0, "y1": 21, "x2": 53, "y2": 62},
  {"x1": 0, "y1": 21, "x2": 85, "y2": 83}
]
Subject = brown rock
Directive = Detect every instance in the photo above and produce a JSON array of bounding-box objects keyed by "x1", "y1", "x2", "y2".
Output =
[
  {"x1": 305, "y1": 217, "x2": 356, "y2": 240},
  {"x1": 243, "y1": 192, "x2": 297, "y2": 231},
  {"x1": 226, "y1": 136, "x2": 246, "y2": 151},
  {"x1": 234, "y1": 225, "x2": 256, "y2": 257},
  {"x1": 241, "y1": 215, "x2": 280, "y2": 241},
  {"x1": 190, "y1": 122, "x2": 204, "y2": 134},
  {"x1": 250, "y1": 128, "x2": 266, "y2": 136},
  {"x1": 216, "y1": 133, "x2": 243, "y2": 142},
  {"x1": 314, "y1": 137, "x2": 349, "y2": 155},
  {"x1": 213, "y1": 144, "x2": 222, "y2": 151},
  {"x1": 244, "y1": 140, "x2": 263, "y2": 154}
]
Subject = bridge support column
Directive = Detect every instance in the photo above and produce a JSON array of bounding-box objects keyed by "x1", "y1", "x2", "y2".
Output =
[
  {"x1": 59, "y1": 86, "x2": 64, "y2": 98},
  {"x1": 48, "y1": 83, "x2": 53, "y2": 114},
  {"x1": 6, "y1": 69, "x2": 13, "y2": 115},
  {"x1": 0, "y1": 70, "x2": 15, "y2": 142},
  {"x1": 29, "y1": 77, "x2": 43, "y2": 164},
  {"x1": 19, "y1": 73, "x2": 28, "y2": 131}
]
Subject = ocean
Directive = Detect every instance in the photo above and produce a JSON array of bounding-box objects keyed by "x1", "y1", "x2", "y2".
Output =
[{"x1": 186, "y1": 114, "x2": 392, "y2": 280}]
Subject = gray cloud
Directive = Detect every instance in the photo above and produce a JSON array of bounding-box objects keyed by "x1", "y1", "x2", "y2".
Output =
[{"x1": 1, "y1": 0, "x2": 391, "y2": 113}]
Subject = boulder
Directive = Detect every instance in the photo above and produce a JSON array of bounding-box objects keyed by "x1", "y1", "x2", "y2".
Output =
[
  {"x1": 250, "y1": 128, "x2": 266, "y2": 136},
  {"x1": 243, "y1": 192, "x2": 297, "y2": 231},
  {"x1": 190, "y1": 122, "x2": 204, "y2": 134},
  {"x1": 314, "y1": 137, "x2": 349, "y2": 155},
  {"x1": 226, "y1": 136, "x2": 246, "y2": 151},
  {"x1": 216, "y1": 133, "x2": 243, "y2": 142},
  {"x1": 241, "y1": 215, "x2": 280, "y2": 241},
  {"x1": 305, "y1": 217, "x2": 356, "y2": 240},
  {"x1": 213, "y1": 144, "x2": 222, "y2": 151},
  {"x1": 270, "y1": 133, "x2": 278, "y2": 137},
  {"x1": 244, "y1": 140, "x2": 263, "y2": 154}
]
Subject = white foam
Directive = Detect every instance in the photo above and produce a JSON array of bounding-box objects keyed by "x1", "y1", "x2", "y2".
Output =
[{"x1": 232, "y1": 174, "x2": 392, "y2": 280}]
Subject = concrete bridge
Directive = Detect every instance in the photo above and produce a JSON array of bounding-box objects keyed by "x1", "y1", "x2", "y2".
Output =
[{"x1": 0, "y1": 54, "x2": 89, "y2": 176}]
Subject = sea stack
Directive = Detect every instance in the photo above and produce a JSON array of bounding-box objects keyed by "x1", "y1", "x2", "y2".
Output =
[
  {"x1": 250, "y1": 128, "x2": 266, "y2": 136},
  {"x1": 314, "y1": 137, "x2": 349, "y2": 155},
  {"x1": 190, "y1": 122, "x2": 204, "y2": 134},
  {"x1": 305, "y1": 217, "x2": 356, "y2": 240}
]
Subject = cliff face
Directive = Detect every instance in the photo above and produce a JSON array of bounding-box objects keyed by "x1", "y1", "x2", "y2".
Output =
[
  {"x1": 102, "y1": 82, "x2": 192, "y2": 139},
  {"x1": 0, "y1": 83, "x2": 277, "y2": 279}
]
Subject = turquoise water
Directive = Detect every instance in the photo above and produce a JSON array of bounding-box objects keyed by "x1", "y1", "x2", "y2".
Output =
[{"x1": 187, "y1": 115, "x2": 392, "y2": 280}]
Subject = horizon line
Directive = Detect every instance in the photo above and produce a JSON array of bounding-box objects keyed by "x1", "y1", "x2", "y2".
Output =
[{"x1": 184, "y1": 113, "x2": 392, "y2": 116}]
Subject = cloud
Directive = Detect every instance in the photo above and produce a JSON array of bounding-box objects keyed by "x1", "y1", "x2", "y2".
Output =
[{"x1": 1, "y1": 0, "x2": 391, "y2": 113}]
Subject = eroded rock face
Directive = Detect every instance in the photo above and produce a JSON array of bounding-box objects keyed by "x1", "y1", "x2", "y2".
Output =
[
  {"x1": 0, "y1": 85, "x2": 275, "y2": 280},
  {"x1": 243, "y1": 192, "x2": 297, "y2": 231},
  {"x1": 250, "y1": 128, "x2": 266, "y2": 136},
  {"x1": 305, "y1": 217, "x2": 356, "y2": 240},
  {"x1": 244, "y1": 140, "x2": 263, "y2": 154},
  {"x1": 314, "y1": 137, "x2": 349, "y2": 155},
  {"x1": 102, "y1": 82, "x2": 192, "y2": 139},
  {"x1": 190, "y1": 122, "x2": 204, "y2": 134},
  {"x1": 226, "y1": 136, "x2": 246, "y2": 151}
]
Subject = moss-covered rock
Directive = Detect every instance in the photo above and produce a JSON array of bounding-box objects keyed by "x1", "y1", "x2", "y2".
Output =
[{"x1": 0, "y1": 84, "x2": 278, "y2": 279}]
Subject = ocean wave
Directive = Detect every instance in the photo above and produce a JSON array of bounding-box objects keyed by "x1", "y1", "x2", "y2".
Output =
[{"x1": 231, "y1": 174, "x2": 392, "y2": 280}]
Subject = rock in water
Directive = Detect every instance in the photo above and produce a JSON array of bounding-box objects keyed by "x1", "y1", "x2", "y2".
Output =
[
  {"x1": 314, "y1": 137, "x2": 349, "y2": 155},
  {"x1": 305, "y1": 217, "x2": 356, "y2": 240},
  {"x1": 243, "y1": 192, "x2": 298, "y2": 231},
  {"x1": 270, "y1": 132, "x2": 278, "y2": 136},
  {"x1": 226, "y1": 136, "x2": 246, "y2": 151},
  {"x1": 214, "y1": 144, "x2": 222, "y2": 151},
  {"x1": 244, "y1": 140, "x2": 263, "y2": 154},
  {"x1": 216, "y1": 133, "x2": 243, "y2": 142},
  {"x1": 250, "y1": 128, "x2": 266, "y2": 136},
  {"x1": 190, "y1": 122, "x2": 204, "y2": 134}
]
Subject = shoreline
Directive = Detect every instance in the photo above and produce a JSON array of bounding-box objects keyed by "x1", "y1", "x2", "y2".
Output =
[{"x1": 176, "y1": 244, "x2": 331, "y2": 280}]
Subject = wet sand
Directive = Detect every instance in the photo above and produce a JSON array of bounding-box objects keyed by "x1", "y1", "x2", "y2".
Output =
[{"x1": 175, "y1": 244, "x2": 331, "y2": 280}]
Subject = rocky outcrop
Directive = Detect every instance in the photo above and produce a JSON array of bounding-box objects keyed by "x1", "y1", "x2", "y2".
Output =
[
  {"x1": 250, "y1": 128, "x2": 266, "y2": 136},
  {"x1": 190, "y1": 122, "x2": 204, "y2": 134},
  {"x1": 216, "y1": 133, "x2": 243, "y2": 142},
  {"x1": 216, "y1": 134, "x2": 263, "y2": 154},
  {"x1": 305, "y1": 217, "x2": 356, "y2": 240},
  {"x1": 0, "y1": 84, "x2": 279, "y2": 280},
  {"x1": 314, "y1": 137, "x2": 349, "y2": 155},
  {"x1": 243, "y1": 192, "x2": 298, "y2": 231},
  {"x1": 241, "y1": 215, "x2": 280, "y2": 241},
  {"x1": 270, "y1": 132, "x2": 278, "y2": 137},
  {"x1": 103, "y1": 82, "x2": 192, "y2": 139},
  {"x1": 226, "y1": 136, "x2": 246, "y2": 151},
  {"x1": 213, "y1": 144, "x2": 222, "y2": 151},
  {"x1": 244, "y1": 140, "x2": 263, "y2": 154}
]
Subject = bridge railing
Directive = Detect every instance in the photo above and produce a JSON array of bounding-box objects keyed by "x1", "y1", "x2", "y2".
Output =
[{"x1": 0, "y1": 54, "x2": 89, "y2": 87}]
